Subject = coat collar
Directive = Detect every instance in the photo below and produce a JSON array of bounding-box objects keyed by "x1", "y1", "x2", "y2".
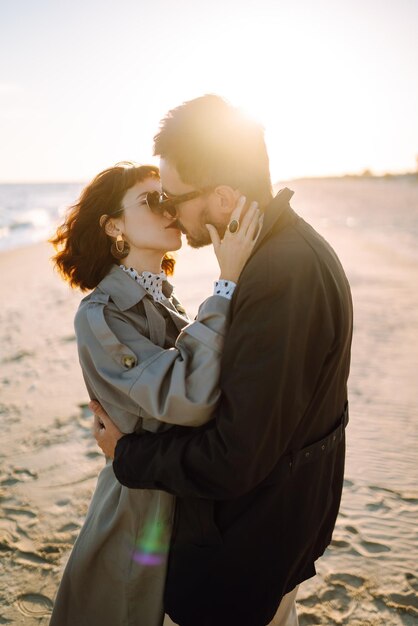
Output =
[
  {"x1": 252, "y1": 187, "x2": 295, "y2": 255},
  {"x1": 97, "y1": 264, "x2": 174, "y2": 312}
]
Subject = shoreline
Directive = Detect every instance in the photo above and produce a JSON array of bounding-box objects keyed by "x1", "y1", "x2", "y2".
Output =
[{"x1": 1, "y1": 171, "x2": 416, "y2": 186}]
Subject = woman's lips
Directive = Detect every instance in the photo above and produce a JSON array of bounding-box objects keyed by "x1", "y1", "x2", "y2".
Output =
[{"x1": 165, "y1": 219, "x2": 185, "y2": 233}]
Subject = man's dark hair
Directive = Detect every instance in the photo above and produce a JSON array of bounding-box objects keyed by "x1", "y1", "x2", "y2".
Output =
[{"x1": 154, "y1": 94, "x2": 273, "y2": 205}]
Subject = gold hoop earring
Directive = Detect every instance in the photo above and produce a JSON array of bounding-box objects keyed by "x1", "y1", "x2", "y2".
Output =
[
  {"x1": 111, "y1": 234, "x2": 130, "y2": 259},
  {"x1": 115, "y1": 234, "x2": 124, "y2": 253}
]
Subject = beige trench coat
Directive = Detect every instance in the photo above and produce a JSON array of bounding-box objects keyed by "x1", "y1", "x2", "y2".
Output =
[{"x1": 50, "y1": 265, "x2": 230, "y2": 626}]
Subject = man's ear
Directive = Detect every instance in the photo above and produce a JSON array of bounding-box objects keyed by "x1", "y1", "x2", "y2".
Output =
[{"x1": 213, "y1": 186, "x2": 240, "y2": 216}]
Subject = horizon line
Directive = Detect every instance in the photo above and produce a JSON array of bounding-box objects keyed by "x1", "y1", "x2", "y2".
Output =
[{"x1": 0, "y1": 169, "x2": 416, "y2": 186}]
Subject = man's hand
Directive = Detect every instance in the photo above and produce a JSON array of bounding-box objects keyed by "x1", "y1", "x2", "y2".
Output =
[{"x1": 90, "y1": 400, "x2": 124, "y2": 460}]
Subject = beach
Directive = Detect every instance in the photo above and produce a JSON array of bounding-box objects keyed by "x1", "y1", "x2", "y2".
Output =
[{"x1": 1, "y1": 177, "x2": 417, "y2": 625}]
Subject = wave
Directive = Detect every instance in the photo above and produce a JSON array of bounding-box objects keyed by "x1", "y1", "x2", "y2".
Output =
[{"x1": 0, "y1": 183, "x2": 84, "y2": 251}]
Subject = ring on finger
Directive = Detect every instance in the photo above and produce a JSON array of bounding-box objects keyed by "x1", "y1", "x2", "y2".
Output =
[{"x1": 228, "y1": 219, "x2": 240, "y2": 234}]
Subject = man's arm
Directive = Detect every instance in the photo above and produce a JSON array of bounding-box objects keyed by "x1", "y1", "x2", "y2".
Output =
[{"x1": 110, "y1": 243, "x2": 334, "y2": 499}]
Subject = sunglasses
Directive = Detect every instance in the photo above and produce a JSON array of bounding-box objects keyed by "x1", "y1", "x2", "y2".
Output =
[{"x1": 145, "y1": 190, "x2": 208, "y2": 218}]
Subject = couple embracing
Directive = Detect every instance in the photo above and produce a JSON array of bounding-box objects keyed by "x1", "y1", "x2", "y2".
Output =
[{"x1": 50, "y1": 95, "x2": 353, "y2": 626}]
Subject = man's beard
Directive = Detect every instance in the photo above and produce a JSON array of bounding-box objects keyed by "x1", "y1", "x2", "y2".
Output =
[{"x1": 179, "y1": 208, "x2": 228, "y2": 249}]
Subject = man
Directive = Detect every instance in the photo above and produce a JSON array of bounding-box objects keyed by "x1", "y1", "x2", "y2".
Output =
[{"x1": 92, "y1": 94, "x2": 353, "y2": 626}]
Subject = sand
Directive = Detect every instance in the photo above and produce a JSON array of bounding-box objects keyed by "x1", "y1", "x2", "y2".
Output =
[{"x1": 1, "y1": 183, "x2": 417, "y2": 625}]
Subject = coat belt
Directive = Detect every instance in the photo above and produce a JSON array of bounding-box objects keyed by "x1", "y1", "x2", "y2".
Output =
[
  {"x1": 290, "y1": 402, "x2": 349, "y2": 472},
  {"x1": 262, "y1": 403, "x2": 349, "y2": 486}
]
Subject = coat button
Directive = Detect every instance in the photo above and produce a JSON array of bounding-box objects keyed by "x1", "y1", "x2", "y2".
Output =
[
  {"x1": 321, "y1": 444, "x2": 326, "y2": 450},
  {"x1": 305, "y1": 451, "x2": 310, "y2": 458},
  {"x1": 122, "y1": 355, "x2": 136, "y2": 368}
]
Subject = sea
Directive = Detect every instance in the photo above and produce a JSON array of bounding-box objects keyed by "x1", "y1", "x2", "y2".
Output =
[{"x1": 0, "y1": 182, "x2": 85, "y2": 251}]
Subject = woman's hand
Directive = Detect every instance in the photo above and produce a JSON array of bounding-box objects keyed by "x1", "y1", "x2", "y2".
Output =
[
  {"x1": 90, "y1": 400, "x2": 124, "y2": 460},
  {"x1": 206, "y1": 196, "x2": 263, "y2": 283}
]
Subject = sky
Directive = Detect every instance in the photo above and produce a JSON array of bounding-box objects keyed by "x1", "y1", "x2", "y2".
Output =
[{"x1": 0, "y1": 0, "x2": 417, "y2": 183}]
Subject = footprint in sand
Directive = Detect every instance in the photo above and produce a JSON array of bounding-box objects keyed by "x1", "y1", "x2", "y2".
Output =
[
  {"x1": 327, "y1": 572, "x2": 366, "y2": 589},
  {"x1": 298, "y1": 612, "x2": 321, "y2": 625},
  {"x1": 0, "y1": 477, "x2": 20, "y2": 487},
  {"x1": 320, "y1": 585, "x2": 355, "y2": 616},
  {"x1": 15, "y1": 550, "x2": 53, "y2": 568},
  {"x1": 0, "y1": 467, "x2": 38, "y2": 486},
  {"x1": 14, "y1": 467, "x2": 37, "y2": 478},
  {"x1": 401, "y1": 495, "x2": 418, "y2": 505},
  {"x1": 366, "y1": 500, "x2": 391, "y2": 512},
  {"x1": 58, "y1": 522, "x2": 80, "y2": 532},
  {"x1": 16, "y1": 593, "x2": 53, "y2": 618},
  {"x1": 344, "y1": 525, "x2": 359, "y2": 534},
  {"x1": 40, "y1": 544, "x2": 62, "y2": 558},
  {"x1": 298, "y1": 594, "x2": 318, "y2": 609},
  {"x1": 381, "y1": 591, "x2": 418, "y2": 618},
  {"x1": 0, "y1": 518, "x2": 19, "y2": 550},
  {"x1": 330, "y1": 538, "x2": 351, "y2": 549},
  {"x1": 369, "y1": 484, "x2": 399, "y2": 498},
  {"x1": 2, "y1": 506, "x2": 37, "y2": 520},
  {"x1": 55, "y1": 498, "x2": 71, "y2": 507},
  {"x1": 406, "y1": 573, "x2": 418, "y2": 593},
  {"x1": 2, "y1": 350, "x2": 34, "y2": 364},
  {"x1": 356, "y1": 539, "x2": 391, "y2": 555}
]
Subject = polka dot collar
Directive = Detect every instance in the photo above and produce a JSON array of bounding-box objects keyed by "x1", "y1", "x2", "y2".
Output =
[{"x1": 120, "y1": 265, "x2": 168, "y2": 303}]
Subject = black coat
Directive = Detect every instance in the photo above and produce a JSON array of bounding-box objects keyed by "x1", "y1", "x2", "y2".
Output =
[{"x1": 113, "y1": 189, "x2": 353, "y2": 626}]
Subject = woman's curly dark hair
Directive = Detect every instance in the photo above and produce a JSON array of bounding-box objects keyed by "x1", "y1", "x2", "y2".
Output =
[{"x1": 50, "y1": 162, "x2": 175, "y2": 291}]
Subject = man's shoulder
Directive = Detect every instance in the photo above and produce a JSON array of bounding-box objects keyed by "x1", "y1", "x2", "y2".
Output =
[
  {"x1": 259, "y1": 211, "x2": 345, "y2": 274},
  {"x1": 236, "y1": 211, "x2": 349, "y2": 302},
  {"x1": 246, "y1": 214, "x2": 318, "y2": 275}
]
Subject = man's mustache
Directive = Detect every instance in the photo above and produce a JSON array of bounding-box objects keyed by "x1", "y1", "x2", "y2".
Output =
[{"x1": 166, "y1": 218, "x2": 225, "y2": 240}]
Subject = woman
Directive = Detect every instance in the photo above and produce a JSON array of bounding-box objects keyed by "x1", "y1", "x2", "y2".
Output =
[{"x1": 49, "y1": 162, "x2": 260, "y2": 626}]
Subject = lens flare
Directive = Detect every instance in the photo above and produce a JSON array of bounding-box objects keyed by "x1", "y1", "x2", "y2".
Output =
[{"x1": 131, "y1": 519, "x2": 169, "y2": 567}]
